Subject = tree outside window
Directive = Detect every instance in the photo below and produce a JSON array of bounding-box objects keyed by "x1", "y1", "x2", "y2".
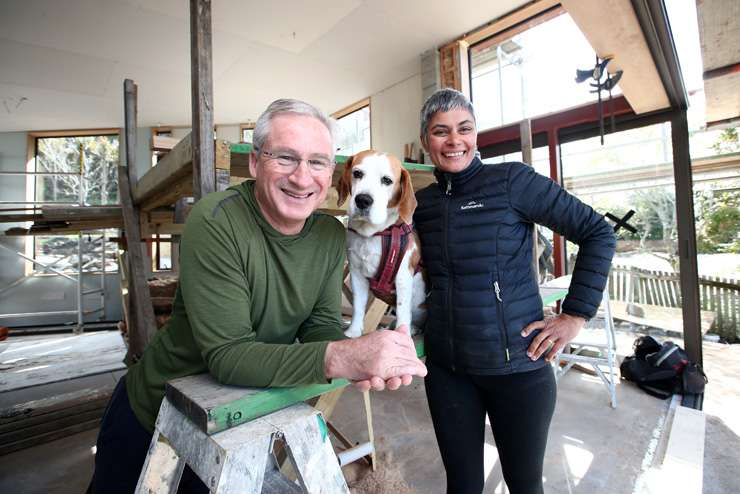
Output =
[{"x1": 33, "y1": 134, "x2": 120, "y2": 273}]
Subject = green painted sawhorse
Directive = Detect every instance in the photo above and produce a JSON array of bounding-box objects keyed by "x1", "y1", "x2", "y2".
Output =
[{"x1": 135, "y1": 373, "x2": 355, "y2": 493}]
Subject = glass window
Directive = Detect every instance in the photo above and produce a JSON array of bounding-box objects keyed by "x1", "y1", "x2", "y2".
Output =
[
  {"x1": 241, "y1": 125, "x2": 255, "y2": 144},
  {"x1": 561, "y1": 123, "x2": 686, "y2": 334},
  {"x1": 336, "y1": 106, "x2": 371, "y2": 156},
  {"x1": 35, "y1": 135, "x2": 119, "y2": 206},
  {"x1": 470, "y1": 13, "x2": 621, "y2": 131},
  {"x1": 33, "y1": 134, "x2": 120, "y2": 273}
]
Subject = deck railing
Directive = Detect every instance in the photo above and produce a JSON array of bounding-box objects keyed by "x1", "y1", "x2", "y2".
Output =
[{"x1": 609, "y1": 264, "x2": 740, "y2": 341}]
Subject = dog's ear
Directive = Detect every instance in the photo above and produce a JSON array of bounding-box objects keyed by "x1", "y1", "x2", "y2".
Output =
[
  {"x1": 397, "y1": 167, "x2": 417, "y2": 225},
  {"x1": 336, "y1": 156, "x2": 354, "y2": 207}
]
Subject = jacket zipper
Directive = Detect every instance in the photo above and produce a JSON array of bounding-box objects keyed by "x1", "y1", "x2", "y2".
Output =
[
  {"x1": 442, "y1": 175, "x2": 455, "y2": 370},
  {"x1": 493, "y1": 280, "x2": 511, "y2": 362},
  {"x1": 493, "y1": 224, "x2": 511, "y2": 363}
]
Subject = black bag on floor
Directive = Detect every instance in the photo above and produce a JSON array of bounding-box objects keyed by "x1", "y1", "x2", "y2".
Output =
[{"x1": 620, "y1": 336, "x2": 705, "y2": 399}]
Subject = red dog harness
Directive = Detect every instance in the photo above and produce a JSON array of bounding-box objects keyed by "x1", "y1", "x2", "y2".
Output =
[{"x1": 359, "y1": 223, "x2": 421, "y2": 306}]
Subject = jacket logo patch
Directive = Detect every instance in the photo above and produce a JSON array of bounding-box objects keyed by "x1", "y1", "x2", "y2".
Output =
[{"x1": 460, "y1": 200, "x2": 484, "y2": 210}]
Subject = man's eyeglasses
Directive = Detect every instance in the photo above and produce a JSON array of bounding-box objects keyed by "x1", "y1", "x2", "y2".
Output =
[{"x1": 256, "y1": 148, "x2": 335, "y2": 174}]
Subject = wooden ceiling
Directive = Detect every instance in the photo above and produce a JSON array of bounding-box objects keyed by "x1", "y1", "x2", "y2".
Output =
[
  {"x1": 696, "y1": 0, "x2": 740, "y2": 127},
  {"x1": 562, "y1": 0, "x2": 670, "y2": 115}
]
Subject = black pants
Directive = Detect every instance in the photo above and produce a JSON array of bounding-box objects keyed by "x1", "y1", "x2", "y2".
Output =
[
  {"x1": 425, "y1": 361, "x2": 557, "y2": 494},
  {"x1": 89, "y1": 377, "x2": 208, "y2": 494}
]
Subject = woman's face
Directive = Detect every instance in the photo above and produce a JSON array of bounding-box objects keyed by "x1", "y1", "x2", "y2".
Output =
[{"x1": 423, "y1": 108, "x2": 477, "y2": 174}]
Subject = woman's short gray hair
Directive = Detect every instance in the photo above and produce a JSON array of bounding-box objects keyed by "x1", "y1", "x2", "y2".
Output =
[
  {"x1": 253, "y1": 98, "x2": 338, "y2": 156},
  {"x1": 419, "y1": 88, "x2": 476, "y2": 141}
]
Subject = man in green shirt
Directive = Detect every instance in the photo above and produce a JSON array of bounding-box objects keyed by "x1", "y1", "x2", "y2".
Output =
[{"x1": 90, "y1": 99, "x2": 427, "y2": 493}]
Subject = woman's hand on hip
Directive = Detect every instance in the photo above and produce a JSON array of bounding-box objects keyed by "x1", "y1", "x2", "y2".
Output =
[{"x1": 521, "y1": 313, "x2": 586, "y2": 362}]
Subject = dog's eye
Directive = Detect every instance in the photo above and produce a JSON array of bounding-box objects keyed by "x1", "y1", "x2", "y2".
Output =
[
  {"x1": 352, "y1": 170, "x2": 364, "y2": 179},
  {"x1": 381, "y1": 176, "x2": 393, "y2": 186}
]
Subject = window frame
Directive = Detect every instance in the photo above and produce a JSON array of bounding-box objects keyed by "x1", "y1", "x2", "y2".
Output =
[
  {"x1": 332, "y1": 98, "x2": 371, "y2": 155},
  {"x1": 24, "y1": 128, "x2": 121, "y2": 276}
]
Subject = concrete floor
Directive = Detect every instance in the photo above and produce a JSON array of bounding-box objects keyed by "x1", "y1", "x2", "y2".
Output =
[{"x1": 0, "y1": 327, "x2": 738, "y2": 493}]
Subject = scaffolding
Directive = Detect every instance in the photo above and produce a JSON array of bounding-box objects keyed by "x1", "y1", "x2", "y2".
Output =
[{"x1": 0, "y1": 143, "x2": 111, "y2": 332}]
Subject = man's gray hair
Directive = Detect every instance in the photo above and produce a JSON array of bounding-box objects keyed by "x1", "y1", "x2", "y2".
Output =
[
  {"x1": 420, "y1": 88, "x2": 476, "y2": 141},
  {"x1": 253, "y1": 98, "x2": 338, "y2": 156}
]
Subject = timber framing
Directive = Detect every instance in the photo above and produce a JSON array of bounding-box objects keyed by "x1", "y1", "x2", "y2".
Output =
[
  {"x1": 126, "y1": 141, "x2": 435, "y2": 219},
  {"x1": 120, "y1": 79, "x2": 157, "y2": 357},
  {"x1": 331, "y1": 98, "x2": 370, "y2": 120}
]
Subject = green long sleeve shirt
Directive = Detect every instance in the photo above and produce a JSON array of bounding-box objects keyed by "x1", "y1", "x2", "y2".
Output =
[{"x1": 126, "y1": 180, "x2": 347, "y2": 432}]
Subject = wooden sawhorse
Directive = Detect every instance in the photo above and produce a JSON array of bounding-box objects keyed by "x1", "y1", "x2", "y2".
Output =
[{"x1": 135, "y1": 373, "x2": 356, "y2": 493}]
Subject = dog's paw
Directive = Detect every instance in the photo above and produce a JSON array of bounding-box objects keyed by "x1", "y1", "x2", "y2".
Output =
[{"x1": 344, "y1": 326, "x2": 362, "y2": 338}]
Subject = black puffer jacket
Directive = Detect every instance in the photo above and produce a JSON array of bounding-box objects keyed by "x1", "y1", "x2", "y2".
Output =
[{"x1": 414, "y1": 158, "x2": 616, "y2": 375}]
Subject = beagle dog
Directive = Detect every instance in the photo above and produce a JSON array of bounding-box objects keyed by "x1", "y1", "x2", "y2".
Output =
[{"x1": 337, "y1": 150, "x2": 427, "y2": 338}]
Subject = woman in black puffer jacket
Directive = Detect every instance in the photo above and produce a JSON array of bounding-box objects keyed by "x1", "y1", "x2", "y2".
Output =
[{"x1": 414, "y1": 88, "x2": 616, "y2": 494}]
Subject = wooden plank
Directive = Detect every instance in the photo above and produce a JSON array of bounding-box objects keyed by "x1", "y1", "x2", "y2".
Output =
[
  {"x1": 149, "y1": 398, "x2": 274, "y2": 493},
  {"x1": 190, "y1": 0, "x2": 215, "y2": 200},
  {"x1": 133, "y1": 134, "x2": 193, "y2": 211},
  {"x1": 0, "y1": 407, "x2": 105, "y2": 445},
  {"x1": 313, "y1": 388, "x2": 345, "y2": 421},
  {"x1": 661, "y1": 405, "x2": 705, "y2": 494},
  {"x1": 279, "y1": 406, "x2": 349, "y2": 493},
  {"x1": 0, "y1": 332, "x2": 126, "y2": 392},
  {"x1": 0, "y1": 394, "x2": 110, "y2": 433},
  {"x1": 0, "y1": 417, "x2": 101, "y2": 456},
  {"x1": 610, "y1": 301, "x2": 715, "y2": 335},
  {"x1": 165, "y1": 338, "x2": 426, "y2": 436},
  {"x1": 122, "y1": 79, "x2": 158, "y2": 357},
  {"x1": 41, "y1": 206, "x2": 121, "y2": 220},
  {"x1": 458, "y1": 0, "x2": 560, "y2": 46},
  {"x1": 139, "y1": 174, "x2": 193, "y2": 213},
  {"x1": 166, "y1": 373, "x2": 350, "y2": 435},
  {"x1": 152, "y1": 135, "x2": 181, "y2": 151}
]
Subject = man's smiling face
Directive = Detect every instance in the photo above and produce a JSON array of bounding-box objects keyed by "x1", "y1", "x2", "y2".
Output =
[{"x1": 249, "y1": 114, "x2": 334, "y2": 235}]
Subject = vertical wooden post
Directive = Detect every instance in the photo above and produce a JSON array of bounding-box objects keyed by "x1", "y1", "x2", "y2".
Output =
[
  {"x1": 121, "y1": 79, "x2": 157, "y2": 357},
  {"x1": 671, "y1": 109, "x2": 702, "y2": 366},
  {"x1": 547, "y1": 128, "x2": 566, "y2": 277},
  {"x1": 520, "y1": 119, "x2": 540, "y2": 282},
  {"x1": 215, "y1": 139, "x2": 231, "y2": 192},
  {"x1": 190, "y1": 0, "x2": 215, "y2": 200},
  {"x1": 439, "y1": 40, "x2": 471, "y2": 98}
]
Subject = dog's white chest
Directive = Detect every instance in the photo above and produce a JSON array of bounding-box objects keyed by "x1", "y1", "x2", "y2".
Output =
[{"x1": 347, "y1": 234, "x2": 382, "y2": 279}]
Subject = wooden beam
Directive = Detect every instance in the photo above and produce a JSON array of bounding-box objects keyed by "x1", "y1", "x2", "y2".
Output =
[
  {"x1": 27, "y1": 128, "x2": 121, "y2": 138},
  {"x1": 671, "y1": 110, "x2": 703, "y2": 366},
  {"x1": 152, "y1": 135, "x2": 181, "y2": 151},
  {"x1": 331, "y1": 98, "x2": 370, "y2": 119},
  {"x1": 456, "y1": 0, "x2": 560, "y2": 46},
  {"x1": 41, "y1": 206, "x2": 121, "y2": 220},
  {"x1": 520, "y1": 119, "x2": 539, "y2": 281},
  {"x1": 122, "y1": 79, "x2": 158, "y2": 357},
  {"x1": 439, "y1": 41, "x2": 470, "y2": 98},
  {"x1": 190, "y1": 0, "x2": 215, "y2": 200},
  {"x1": 133, "y1": 134, "x2": 193, "y2": 211}
]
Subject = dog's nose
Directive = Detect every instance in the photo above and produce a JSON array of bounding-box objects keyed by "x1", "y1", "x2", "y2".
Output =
[{"x1": 355, "y1": 194, "x2": 374, "y2": 210}]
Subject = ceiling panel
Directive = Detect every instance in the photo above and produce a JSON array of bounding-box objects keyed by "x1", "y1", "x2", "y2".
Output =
[
  {"x1": 696, "y1": 0, "x2": 740, "y2": 126},
  {"x1": 562, "y1": 0, "x2": 670, "y2": 114}
]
